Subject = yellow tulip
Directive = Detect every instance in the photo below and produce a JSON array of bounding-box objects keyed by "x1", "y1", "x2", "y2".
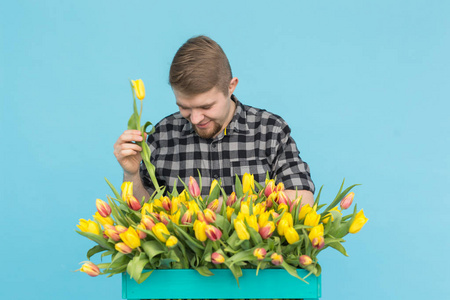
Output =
[
  {"x1": 93, "y1": 212, "x2": 114, "y2": 227},
  {"x1": 121, "y1": 181, "x2": 133, "y2": 199},
  {"x1": 304, "y1": 209, "x2": 320, "y2": 230},
  {"x1": 188, "y1": 200, "x2": 200, "y2": 214},
  {"x1": 242, "y1": 173, "x2": 254, "y2": 195},
  {"x1": 246, "y1": 214, "x2": 259, "y2": 232},
  {"x1": 77, "y1": 219, "x2": 100, "y2": 235},
  {"x1": 178, "y1": 190, "x2": 189, "y2": 203},
  {"x1": 226, "y1": 206, "x2": 234, "y2": 221},
  {"x1": 141, "y1": 203, "x2": 154, "y2": 215},
  {"x1": 234, "y1": 219, "x2": 250, "y2": 240},
  {"x1": 349, "y1": 209, "x2": 368, "y2": 234},
  {"x1": 277, "y1": 218, "x2": 290, "y2": 236},
  {"x1": 278, "y1": 203, "x2": 289, "y2": 214},
  {"x1": 281, "y1": 212, "x2": 294, "y2": 227},
  {"x1": 253, "y1": 202, "x2": 266, "y2": 215},
  {"x1": 119, "y1": 227, "x2": 141, "y2": 249},
  {"x1": 193, "y1": 220, "x2": 207, "y2": 242},
  {"x1": 258, "y1": 211, "x2": 271, "y2": 228},
  {"x1": 151, "y1": 222, "x2": 170, "y2": 242},
  {"x1": 166, "y1": 235, "x2": 178, "y2": 248},
  {"x1": 209, "y1": 179, "x2": 219, "y2": 195},
  {"x1": 298, "y1": 204, "x2": 312, "y2": 220},
  {"x1": 132, "y1": 79, "x2": 145, "y2": 100},
  {"x1": 170, "y1": 211, "x2": 181, "y2": 225},
  {"x1": 284, "y1": 227, "x2": 300, "y2": 244},
  {"x1": 308, "y1": 224, "x2": 324, "y2": 243}
]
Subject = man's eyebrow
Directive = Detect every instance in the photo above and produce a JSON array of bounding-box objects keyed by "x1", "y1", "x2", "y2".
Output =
[{"x1": 176, "y1": 102, "x2": 214, "y2": 109}]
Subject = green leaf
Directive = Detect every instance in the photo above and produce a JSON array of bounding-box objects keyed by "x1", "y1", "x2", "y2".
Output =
[
  {"x1": 281, "y1": 261, "x2": 308, "y2": 284},
  {"x1": 313, "y1": 185, "x2": 324, "y2": 207},
  {"x1": 323, "y1": 181, "x2": 361, "y2": 215},
  {"x1": 101, "y1": 250, "x2": 114, "y2": 259},
  {"x1": 109, "y1": 253, "x2": 131, "y2": 269},
  {"x1": 86, "y1": 245, "x2": 106, "y2": 260},
  {"x1": 127, "y1": 253, "x2": 149, "y2": 283},
  {"x1": 327, "y1": 241, "x2": 349, "y2": 256},
  {"x1": 234, "y1": 174, "x2": 243, "y2": 198},
  {"x1": 104, "y1": 178, "x2": 123, "y2": 201},
  {"x1": 142, "y1": 121, "x2": 154, "y2": 135},
  {"x1": 76, "y1": 231, "x2": 114, "y2": 251},
  {"x1": 142, "y1": 241, "x2": 166, "y2": 260},
  {"x1": 127, "y1": 113, "x2": 138, "y2": 130},
  {"x1": 195, "y1": 266, "x2": 214, "y2": 276},
  {"x1": 137, "y1": 270, "x2": 153, "y2": 284}
]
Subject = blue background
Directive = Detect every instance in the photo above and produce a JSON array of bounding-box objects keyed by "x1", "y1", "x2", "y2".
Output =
[{"x1": 1, "y1": 1, "x2": 449, "y2": 299}]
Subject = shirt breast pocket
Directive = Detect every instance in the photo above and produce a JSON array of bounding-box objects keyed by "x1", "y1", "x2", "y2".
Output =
[{"x1": 230, "y1": 158, "x2": 271, "y2": 185}]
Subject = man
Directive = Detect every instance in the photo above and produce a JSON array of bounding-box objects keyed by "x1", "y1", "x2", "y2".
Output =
[{"x1": 114, "y1": 35, "x2": 314, "y2": 206}]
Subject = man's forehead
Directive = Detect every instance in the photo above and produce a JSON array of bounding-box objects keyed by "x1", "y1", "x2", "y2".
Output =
[{"x1": 174, "y1": 88, "x2": 223, "y2": 108}]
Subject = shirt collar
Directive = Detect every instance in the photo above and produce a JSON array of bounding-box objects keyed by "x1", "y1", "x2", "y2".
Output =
[{"x1": 181, "y1": 94, "x2": 250, "y2": 137}]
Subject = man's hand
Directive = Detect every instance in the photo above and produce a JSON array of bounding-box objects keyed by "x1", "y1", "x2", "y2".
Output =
[{"x1": 113, "y1": 130, "x2": 146, "y2": 176}]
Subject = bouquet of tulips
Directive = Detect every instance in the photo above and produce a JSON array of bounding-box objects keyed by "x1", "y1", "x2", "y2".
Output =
[{"x1": 75, "y1": 80, "x2": 368, "y2": 285}]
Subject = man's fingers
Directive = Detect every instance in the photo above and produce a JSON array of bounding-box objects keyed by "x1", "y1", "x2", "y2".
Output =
[{"x1": 117, "y1": 130, "x2": 144, "y2": 143}]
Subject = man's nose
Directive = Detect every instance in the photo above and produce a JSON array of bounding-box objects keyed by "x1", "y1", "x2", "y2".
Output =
[{"x1": 190, "y1": 110, "x2": 203, "y2": 125}]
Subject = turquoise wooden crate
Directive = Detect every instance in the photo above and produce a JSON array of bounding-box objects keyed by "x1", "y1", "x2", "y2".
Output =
[{"x1": 122, "y1": 269, "x2": 321, "y2": 299}]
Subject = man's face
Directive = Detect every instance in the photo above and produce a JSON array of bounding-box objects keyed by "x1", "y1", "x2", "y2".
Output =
[{"x1": 174, "y1": 85, "x2": 236, "y2": 139}]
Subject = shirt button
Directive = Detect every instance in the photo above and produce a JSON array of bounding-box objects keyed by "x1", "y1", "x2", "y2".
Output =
[
  {"x1": 212, "y1": 144, "x2": 217, "y2": 149},
  {"x1": 213, "y1": 174, "x2": 219, "y2": 179}
]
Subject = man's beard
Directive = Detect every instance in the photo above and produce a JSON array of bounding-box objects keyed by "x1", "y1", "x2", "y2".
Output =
[{"x1": 193, "y1": 121, "x2": 222, "y2": 139}]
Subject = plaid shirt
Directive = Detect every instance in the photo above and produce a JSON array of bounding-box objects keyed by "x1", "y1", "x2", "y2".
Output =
[{"x1": 140, "y1": 95, "x2": 314, "y2": 196}]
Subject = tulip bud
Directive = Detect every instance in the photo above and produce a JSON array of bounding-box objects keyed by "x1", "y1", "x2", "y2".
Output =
[
  {"x1": 276, "y1": 182, "x2": 285, "y2": 192},
  {"x1": 181, "y1": 210, "x2": 193, "y2": 225},
  {"x1": 298, "y1": 203, "x2": 312, "y2": 220},
  {"x1": 79, "y1": 262, "x2": 100, "y2": 277},
  {"x1": 234, "y1": 219, "x2": 250, "y2": 240},
  {"x1": 126, "y1": 195, "x2": 141, "y2": 211},
  {"x1": 226, "y1": 206, "x2": 234, "y2": 221},
  {"x1": 166, "y1": 235, "x2": 178, "y2": 248},
  {"x1": 277, "y1": 191, "x2": 290, "y2": 206},
  {"x1": 141, "y1": 215, "x2": 155, "y2": 230},
  {"x1": 207, "y1": 199, "x2": 220, "y2": 212},
  {"x1": 349, "y1": 209, "x2": 368, "y2": 234},
  {"x1": 284, "y1": 227, "x2": 300, "y2": 244},
  {"x1": 136, "y1": 223, "x2": 147, "y2": 239},
  {"x1": 253, "y1": 248, "x2": 267, "y2": 260},
  {"x1": 193, "y1": 220, "x2": 207, "y2": 242},
  {"x1": 196, "y1": 211, "x2": 207, "y2": 223},
  {"x1": 299, "y1": 255, "x2": 313, "y2": 266},
  {"x1": 277, "y1": 219, "x2": 289, "y2": 236},
  {"x1": 242, "y1": 173, "x2": 254, "y2": 195},
  {"x1": 104, "y1": 224, "x2": 121, "y2": 241},
  {"x1": 204, "y1": 209, "x2": 217, "y2": 223},
  {"x1": 96, "y1": 199, "x2": 111, "y2": 218},
  {"x1": 211, "y1": 252, "x2": 225, "y2": 264},
  {"x1": 264, "y1": 180, "x2": 276, "y2": 197},
  {"x1": 270, "y1": 253, "x2": 284, "y2": 265},
  {"x1": 308, "y1": 224, "x2": 324, "y2": 243},
  {"x1": 141, "y1": 203, "x2": 154, "y2": 215},
  {"x1": 189, "y1": 176, "x2": 201, "y2": 198},
  {"x1": 226, "y1": 192, "x2": 237, "y2": 207},
  {"x1": 188, "y1": 200, "x2": 200, "y2": 214},
  {"x1": 132, "y1": 79, "x2": 145, "y2": 100},
  {"x1": 340, "y1": 192, "x2": 354, "y2": 210},
  {"x1": 312, "y1": 236, "x2": 325, "y2": 250},
  {"x1": 77, "y1": 219, "x2": 101, "y2": 235},
  {"x1": 304, "y1": 210, "x2": 320, "y2": 230},
  {"x1": 161, "y1": 196, "x2": 171, "y2": 211},
  {"x1": 159, "y1": 211, "x2": 170, "y2": 225},
  {"x1": 246, "y1": 215, "x2": 259, "y2": 232},
  {"x1": 93, "y1": 212, "x2": 114, "y2": 227},
  {"x1": 205, "y1": 225, "x2": 222, "y2": 241},
  {"x1": 121, "y1": 182, "x2": 133, "y2": 199},
  {"x1": 151, "y1": 223, "x2": 170, "y2": 242},
  {"x1": 115, "y1": 242, "x2": 133, "y2": 254},
  {"x1": 266, "y1": 192, "x2": 276, "y2": 208},
  {"x1": 259, "y1": 221, "x2": 275, "y2": 239},
  {"x1": 209, "y1": 179, "x2": 219, "y2": 195},
  {"x1": 115, "y1": 225, "x2": 128, "y2": 233},
  {"x1": 119, "y1": 227, "x2": 141, "y2": 249},
  {"x1": 278, "y1": 203, "x2": 289, "y2": 214}
]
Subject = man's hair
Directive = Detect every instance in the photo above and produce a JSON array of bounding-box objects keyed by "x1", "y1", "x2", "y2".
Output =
[{"x1": 169, "y1": 35, "x2": 232, "y2": 96}]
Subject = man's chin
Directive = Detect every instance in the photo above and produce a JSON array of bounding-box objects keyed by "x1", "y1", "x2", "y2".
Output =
[{"x1": 194, "y1": 123, "x2": 221, "y2": 139}]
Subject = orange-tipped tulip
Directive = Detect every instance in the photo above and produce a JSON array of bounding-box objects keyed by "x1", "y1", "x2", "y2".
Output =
[
  {"x1": 349, "y1": 209, "x2": 368, "y2": 234},
  {"x1": 181, "y1": 210, "x2": 193, "y2": 225},
  {"x1": 253, "y1": 248, "x2": 267, "y2": 260},
  {"x1": 96, "y1": 199, "x2": 111, "y2": 218},
  {"x1": 299, "y1": 255, "x2": 313, "y2": 266},
  {"x1": 277, "y1": 191, "x2": 290, "y2": 206},
  {"x1": 312, "y1": 236, "x2": 325, "y2": 250},
  {"x1": 271, "y1": 253, "x2": 283, "y2": 265},
  {"x1": 115, "y1": 242, "x2": 133, "y2": 254},
  {"x1": 141, "y1": 215, "x2": 155, "y2": 230},
  {"x1": 226, "y1": 192, "x2": 237, "y2": 206},
  {"x1": 204, "y1": 208, "x2": 217, "y2": 223},
  {"x1": 276, "y1": 182, "x2": 285, "y2": 192},
  {"x1": 127, "y1": 195, "x2": 141, "y2": 211},
  {"x1": 264, "y1": 180, "x2": 276, "y2": 197},
  {"x1": 207, "y1": 199, "x2": 220, "y2": 212},
  {"x1": 161, "y1": 196, "x2": 171, "y2": 211},
  {"x1": 115, "y1": 225, "x2": 128, "y2": 234},
  {"x1": 189, "y1": 176, "x2": 201, "y2": 197},
  {"x1": 259, "y1": 221, "x2": 275, "y2": 239},
  {"x1": 205, "y1": 224, "x2": 222, "y2": 241},
  {"x1": 136, "y1": 223, "x2": 147, "y2": 239},
  {"x1": 211, "y1": 252, "x2": 225, "y2": 264},
  {"x1": 132, "y1": 79, "x2": 145, "y2": 100},
  {"x1": 104, "y1": 224, "x2": 121, "y2": 241},
  {"x1": 79, "y1": 262, "x2": 100, "y2": 277}
]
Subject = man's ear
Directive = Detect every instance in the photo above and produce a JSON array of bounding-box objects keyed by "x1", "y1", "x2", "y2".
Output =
[{"x1": 228, "y1": 77, "x2": 239, "y2": 96}]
